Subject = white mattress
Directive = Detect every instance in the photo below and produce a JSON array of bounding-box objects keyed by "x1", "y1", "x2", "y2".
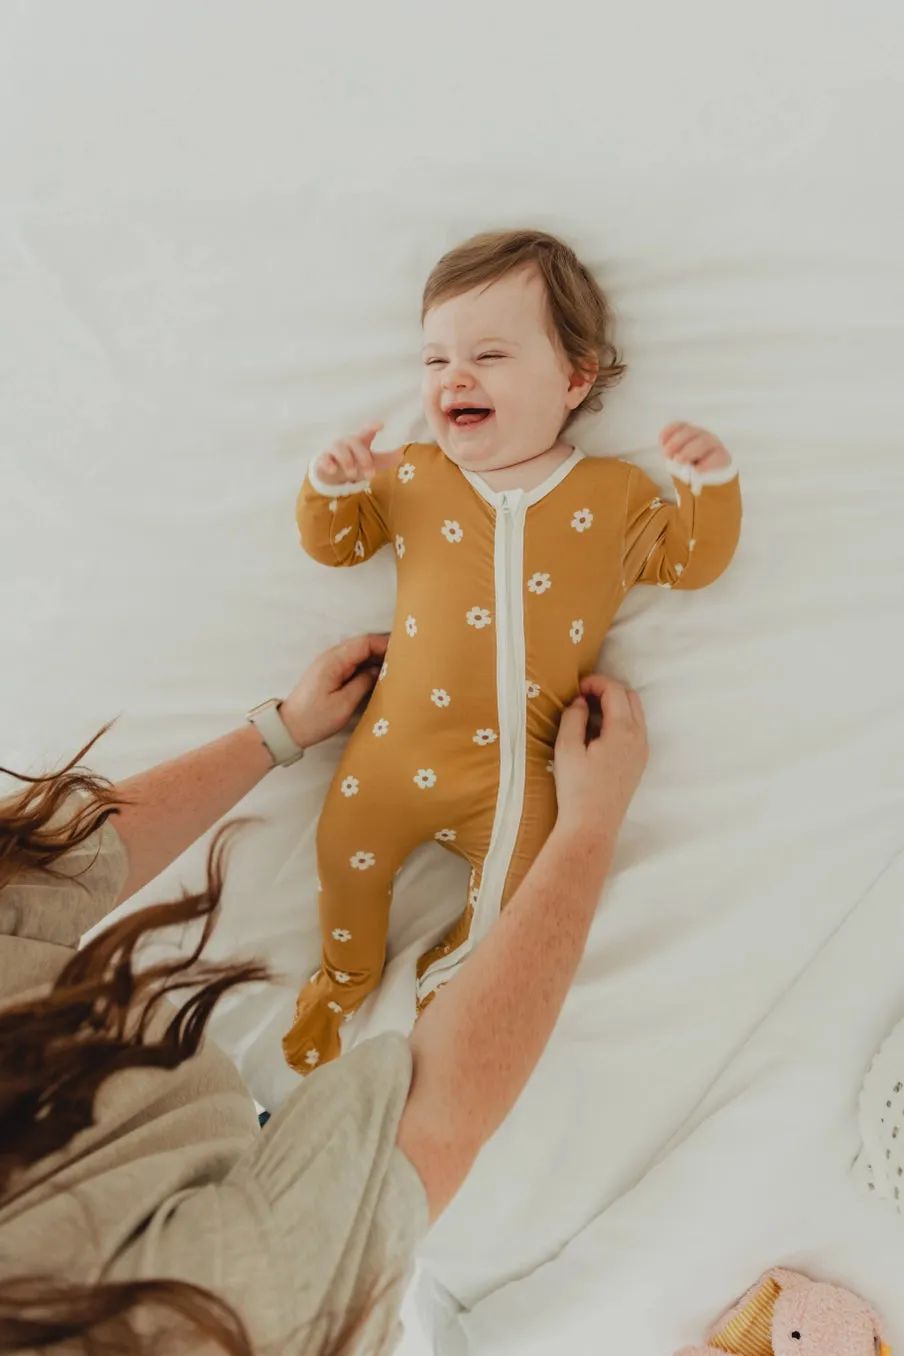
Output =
[{"x1": 2, "y1": 3, "x2": 903, "y2": 1353}]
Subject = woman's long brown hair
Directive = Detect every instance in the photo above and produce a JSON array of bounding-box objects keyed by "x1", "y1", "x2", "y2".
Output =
[{"x1": 0, "y1": 734, "x2": 391, "y2": 1356}]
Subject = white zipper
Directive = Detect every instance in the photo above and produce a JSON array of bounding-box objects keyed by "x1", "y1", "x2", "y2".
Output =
[{"x1": 417, "y1": 490, "x2": 528, "y2": 999}]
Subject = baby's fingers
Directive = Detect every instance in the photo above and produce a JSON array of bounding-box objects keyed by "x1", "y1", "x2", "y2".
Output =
[
  {"x1": 348, "y1": 436, "x2": 377, "y2": 480},
  {"x1": 315, "y1": 452, "x2": 342, "y2": 484},
  {"x1": 329, "y1": 440, "x2": 362, "y2": 481}
]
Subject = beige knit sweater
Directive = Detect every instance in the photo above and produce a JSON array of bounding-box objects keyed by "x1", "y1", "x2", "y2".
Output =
[{"x1": 0, "y1": 816, "x2": 428, "y2": 1354}]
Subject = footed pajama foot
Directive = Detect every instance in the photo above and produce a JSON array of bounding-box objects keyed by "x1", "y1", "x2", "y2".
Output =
[{"x1": 282, "y1": 970, "x2": 349, "y2": 1075}]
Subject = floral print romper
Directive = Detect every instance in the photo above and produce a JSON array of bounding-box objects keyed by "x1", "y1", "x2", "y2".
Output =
[{"x1": 283, "y1": 442, "x2": 741, "y2": 1074}]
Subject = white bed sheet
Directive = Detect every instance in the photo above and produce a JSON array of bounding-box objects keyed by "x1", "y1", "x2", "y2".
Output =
[{"x1": 2, "y1": 3, "x2": 903, "y2": 1353}]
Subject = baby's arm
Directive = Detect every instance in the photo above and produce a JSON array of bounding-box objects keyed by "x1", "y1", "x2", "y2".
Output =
[
  {"x1": 296, "y1": 423, "x2": 402, "y2": 568},
  {"x1": 623, "y1": 423, "x2": 741, "y2": 591}
]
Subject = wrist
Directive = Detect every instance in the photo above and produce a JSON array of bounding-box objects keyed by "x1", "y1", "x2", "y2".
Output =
[
  {"x1": 237, "y1": 720, "x2": 279, "y2": 773},
  {"x1": 245, "y1": 698, "x2": 306, "y2": 767},
  {"x1": 307, "y1": 458, "x2": 369, "y2": 499},
  {"x1": 548, "y1": 817, "x2": 617, "y2": 867}
]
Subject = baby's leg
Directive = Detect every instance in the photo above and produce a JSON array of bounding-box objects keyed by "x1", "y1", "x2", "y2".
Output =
[
  {"x1": 415, "y1": 740, "x2": 558, "y2": 1013},
  {"x1": 415, "y1": 860, "x2": 485, "y2": 1015},
  {"x1": 283, "y1": 726, "x2": 458, "y2": 1074},
  {"x1": 498, "y1": 742, "x2": 559, "y2": 906}
]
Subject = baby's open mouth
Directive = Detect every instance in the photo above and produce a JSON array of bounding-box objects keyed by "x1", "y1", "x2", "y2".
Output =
[{"x1": 447, "y1": 407, "x2": 493, "y2": 427}]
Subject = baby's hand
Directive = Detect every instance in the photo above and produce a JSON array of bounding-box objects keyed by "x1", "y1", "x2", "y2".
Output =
[
  {"x1": 660, "y1": 422, "x2": 730, "y2": 473},
  {"x1": 313, "y1": 422, "x2": 404, "y2": 486}
]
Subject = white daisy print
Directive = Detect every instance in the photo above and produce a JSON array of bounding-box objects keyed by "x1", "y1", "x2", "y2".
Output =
[
  {"x1": 327, "y1": 1001, "x2": 344, "y2": 1014},
  {"x1": 335, "y1": 971, "x2": 351, "y2": 984},
  {"x1": 546, "y1": 759, "x2": 555, "y2": 774},
  {"x1": 378, "y1": 661, "x2": 388, "y2": 681},
  {"x1": 473, "y1": 728, "x2": 498, "y2": 746},
  {"x1": 469, "y1": 885, "x2": 480, "y2": 908},
  {"x1": 689, "y1": 539, "x2": 696, "y2": 551},
  {"x1": 658, "y1": 582, "x2": 673, "y2": 590},
  {"x1": 305, "y1": 1049, "x2": 320, "y2": 1068},
  {"x1": 332, "y1": 929, "x2": 353, "y2": 943},
  {"x1": 405, "y1": 615, "x2": 418, "y2": 637},
  {"x1": 528, "y1": 572, "x2": 552, "y2": 595},
  {"x1": 336, "y1": 526, "x2": 354, "y2": 543},
  {"x1": 526, "y1": 681, "x2": 541, "y2": 699},
  {"x1": 649, "y1": 497, "x2": 663, "y2": 511},
  {"x1": 571, "y1": 508, "x2": 594, "y2": 533},
  {"x1": 466, "y1": 606, "x2": 492, "y2": 629},
  {"x1": 328, "y1": 499, "x2": 338, "y2": 513},
  {"x1": 442, "y1": 520, "x2": 464, "y2": 544},
  {"x1": 570, "y1": 619, "x2": 585, "y2": 645},
  {"x1": 431, "y1": 688, "x2": 451, "y2": 708},
  {"x1": 350, "y1": 851, "x2": 376, "y2": 871},
  {"x1": 340, "y1": 776, "x2": 360, "y2": 798},
  {"x1": 675, "y1": 562, "x2": 684, "y2": 576},
  {"x1": 435, "y1": 828, "x2": 457, "y2": 843},
  {"x1": 414, "y1": 768, "x2": 438, "y2": 790},
  {"x1": 354, "y1": 540, "x2": 365, "y2": 559},
  {"x1": 395, "y1": 535, "x2": 406, "y2": 559},
  {"x1": 398, "y1": 463, "x2": 416, "y2": 483},
  {"x1": 372, "y1": 718, "x2": 389, "y2": 737}
]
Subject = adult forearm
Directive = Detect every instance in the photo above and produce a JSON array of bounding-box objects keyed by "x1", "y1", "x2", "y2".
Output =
[
  {"x1": 112, "y1": 724, "x2": 273, "y2": 903},
  {"x1": 399, "y1": 821, "x2": 615, "y2": 1215}
]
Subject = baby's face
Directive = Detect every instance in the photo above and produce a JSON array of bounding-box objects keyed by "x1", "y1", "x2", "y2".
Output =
[{"x1": 421, "y1": 267, "x2": 586, "y2": 473}]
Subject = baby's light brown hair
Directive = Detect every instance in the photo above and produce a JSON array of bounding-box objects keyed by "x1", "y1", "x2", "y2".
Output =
[{"x1": 422, "y1": 228, "x2": 626, "y2": 430}]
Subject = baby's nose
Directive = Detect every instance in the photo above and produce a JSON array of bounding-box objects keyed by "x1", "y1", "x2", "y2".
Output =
[{"x1": 443, "y1": 363, "x2": 475, "y2": 389}]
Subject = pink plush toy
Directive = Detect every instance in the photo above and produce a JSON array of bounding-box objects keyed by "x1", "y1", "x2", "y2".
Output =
[{"x1": 677, "y1": 1267, "x2": 890, "y2": 1356}]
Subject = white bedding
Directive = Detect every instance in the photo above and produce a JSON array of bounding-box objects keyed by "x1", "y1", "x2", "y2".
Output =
[{"x1": 2, "y1": 3, "x2": 903, "y2": 1353}]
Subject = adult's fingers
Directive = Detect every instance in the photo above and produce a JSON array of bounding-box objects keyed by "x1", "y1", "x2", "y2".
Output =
[
  {"x1": 625, "y1": 687, "x2": 647, "y2": 731},
  {"x1": 335, "y1": 667, "x2": 379, "y2": 715},
  {"x1": 555, "y1": 694, "x2": 590, "y2": 752},
  {"x1": 579, "y1": 672, "x2": 634, "y2": 717},
  {"x1": 333, "y1": 632, "x2": 388, "y2": 681}
]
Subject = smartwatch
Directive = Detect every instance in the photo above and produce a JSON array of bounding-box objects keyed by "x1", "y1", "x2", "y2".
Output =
[{"x1": 246, "y1": 699, "x2": 305, "y2": 767}]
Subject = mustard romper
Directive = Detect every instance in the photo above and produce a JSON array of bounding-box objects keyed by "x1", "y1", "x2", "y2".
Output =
[{"x1": 283, "y1": 443, "x2": 741, "y2": 1074}]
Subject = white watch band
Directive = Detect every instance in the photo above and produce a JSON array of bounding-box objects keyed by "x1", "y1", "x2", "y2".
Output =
[{"x1": 246, "y1": 699, "x2": 305, "y2": 767}]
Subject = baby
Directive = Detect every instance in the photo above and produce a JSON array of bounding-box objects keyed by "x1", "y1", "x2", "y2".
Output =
[{"x1": 284, "y1": 229, "x2": 742, "y2": 1074}]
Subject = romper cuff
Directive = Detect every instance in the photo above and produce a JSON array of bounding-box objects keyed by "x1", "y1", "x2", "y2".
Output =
[
  {"x1": 307, "y1": 459, "x2": 371, "y2": 499},
  {"x1": 668, "y1": 455, "x2": 738, "y2": 497}
]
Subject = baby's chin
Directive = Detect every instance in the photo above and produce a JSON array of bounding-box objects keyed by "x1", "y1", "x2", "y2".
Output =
[{"x1": 430, "y1": 425, "x2": 505, "y2": 472}]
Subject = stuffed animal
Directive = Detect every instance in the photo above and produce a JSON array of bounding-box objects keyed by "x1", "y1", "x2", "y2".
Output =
[{"x1": 677, "y1": 1267, "x2": 890, "y2": 1356}]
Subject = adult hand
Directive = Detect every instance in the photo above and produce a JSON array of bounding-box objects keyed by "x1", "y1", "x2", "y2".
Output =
[
  {"x1": 279, "y1": 634, "x2": 388, "y2": 750},
  {"x1": 553, "y1": 674, "x2": 648, "y2": 837}
]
